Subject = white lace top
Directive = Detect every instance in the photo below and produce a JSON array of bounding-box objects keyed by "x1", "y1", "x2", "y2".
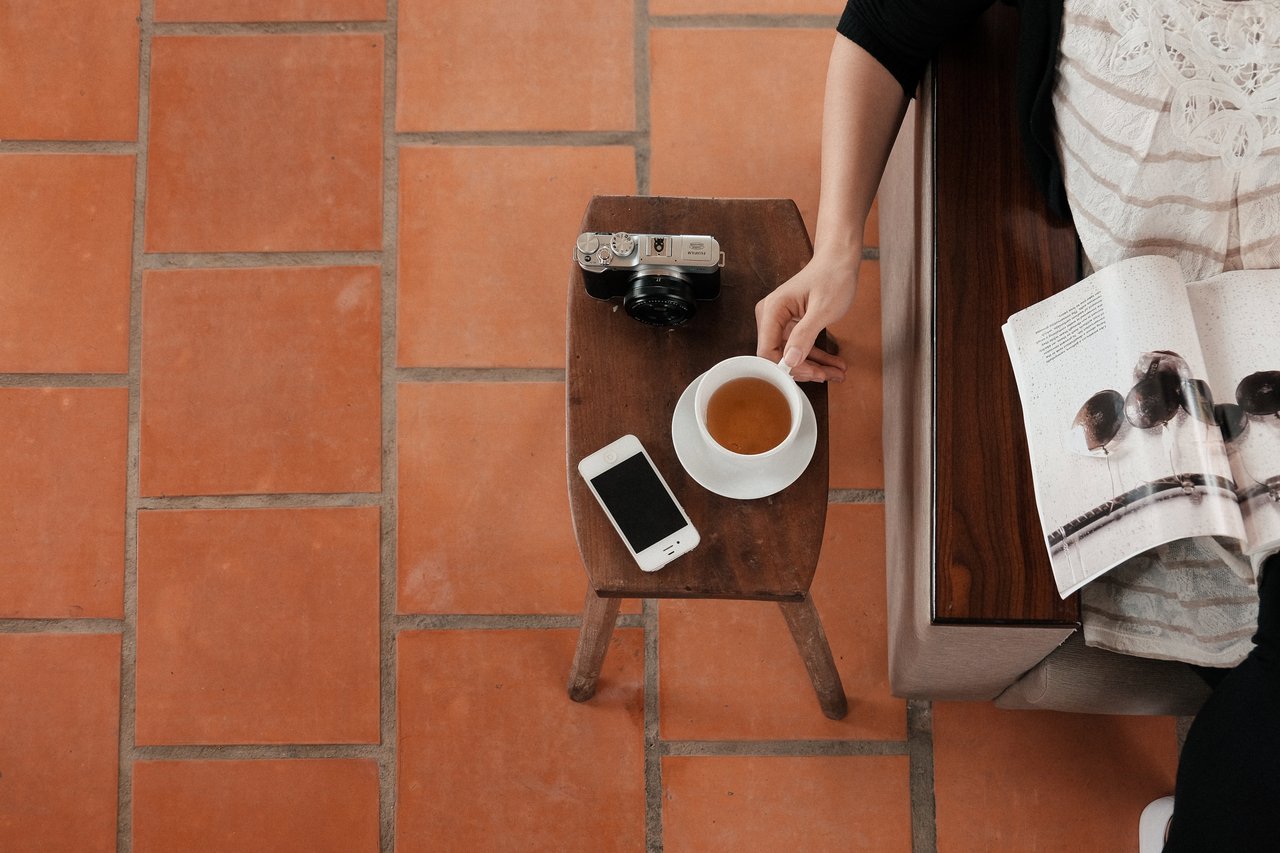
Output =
[
  {"x1": 1053, "y1": 0, "x2": 1280, "y2": 666},
  {"x1": 1056, "y1": 0, "x2": 1280, "y2": 281}
]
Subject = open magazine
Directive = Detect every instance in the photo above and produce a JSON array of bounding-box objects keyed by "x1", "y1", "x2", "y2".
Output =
[{"x1": 1002, "y1": 255, "x2": 1280, "y2": 598}]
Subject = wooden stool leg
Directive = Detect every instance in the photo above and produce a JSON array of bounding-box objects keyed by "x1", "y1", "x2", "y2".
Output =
[
  {"x1": 779, "y1": 595, "x2": 849, "y2": 720},
  {"x1": 568, "y1": 588, "x2": 623, "y2": 702}
]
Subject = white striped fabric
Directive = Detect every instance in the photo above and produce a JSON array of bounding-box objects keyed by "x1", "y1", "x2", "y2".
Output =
[{"x1": 1053, "y1": 0, "x2": 1280, "y2": 666}]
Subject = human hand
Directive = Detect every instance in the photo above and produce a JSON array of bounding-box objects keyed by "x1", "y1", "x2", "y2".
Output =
[{"x1": 754, "y1": 252, "x2": 857, "y2": 382}]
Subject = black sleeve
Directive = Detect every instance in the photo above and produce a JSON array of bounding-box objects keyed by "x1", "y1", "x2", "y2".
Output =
[
  {"x1": 837, "y1": 0, "x2": 999, "y2": 96},
  {"x1": 1016, "y1": 0, "x2": 1072, "y2": 219}
]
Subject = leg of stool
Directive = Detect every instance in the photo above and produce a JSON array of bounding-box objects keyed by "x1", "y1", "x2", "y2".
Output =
[
  {"x1": 779, "y1": 595, "x2": 849, "y2": 720},
  {"x1": 568, "y1": 588, "x2": 623, "y2": 702}
]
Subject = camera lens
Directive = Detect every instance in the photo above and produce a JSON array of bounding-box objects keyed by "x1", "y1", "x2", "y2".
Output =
[{"x1": 623, "y1": 273, "x2": 697, "y2": 327}]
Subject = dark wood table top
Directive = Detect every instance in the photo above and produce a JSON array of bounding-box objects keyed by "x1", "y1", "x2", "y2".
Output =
[{"x1": 567, "y1": 195, "x2": 829, "y2": 601}]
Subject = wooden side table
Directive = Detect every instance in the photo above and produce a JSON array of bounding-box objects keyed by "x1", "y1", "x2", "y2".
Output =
[{"x1": 565, "y1": 195, "x2": 847, "y2": 720}]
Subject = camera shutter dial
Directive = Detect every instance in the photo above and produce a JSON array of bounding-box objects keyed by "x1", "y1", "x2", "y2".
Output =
[
  {"x1": 610, "y1": 232, "x2": 636, "y2": 256},
  {"x1": 576, "y1": 233, "x2": 601, "y2": 256}
]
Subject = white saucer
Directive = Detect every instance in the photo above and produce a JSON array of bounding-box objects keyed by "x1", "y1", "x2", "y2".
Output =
[{"x1": 671, "y1": 372, "x2": 817, "y2": 500}]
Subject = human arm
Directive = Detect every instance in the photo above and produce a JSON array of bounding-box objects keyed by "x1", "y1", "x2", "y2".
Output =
[
  {"x1": 754, "y1": 33, "x2": 908, "y2": 382},
  {"x1": 756, "y1": 0, "x2": 996, "y2": 382}
]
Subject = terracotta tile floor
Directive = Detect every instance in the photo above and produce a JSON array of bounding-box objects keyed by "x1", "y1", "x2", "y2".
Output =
[{"x1": 0, "y1": 3, "x2": 1179, "y2": 851}]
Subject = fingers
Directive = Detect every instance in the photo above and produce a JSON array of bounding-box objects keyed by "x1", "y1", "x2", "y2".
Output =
[
  {"x1": 754, "y1": 259, "x2": 858, "y2": 383},
  {"x1": 805, "y1": 345, "x2": 847, "y2": 370},
  {"x1": 782, "y1": 314, "x2": 847, "y2": 381},
  {"x1": 781, "y1": 316, "x2": 822, "y2": 370},
  {"x1": 781, "y1": 330, "x2": 848, "y2": 383},
  {"x1": 754, "y1": 297, "x2": 848, "y2": 382},
  {"x1": 788, "y1": 356, "x2": 847, "y2": 383},
  {"x1": 793, "y1": 334, "x2": 847, "y2": 381},
  {"x1": 754, "y1": 294, "x2": 796, "y2": 363}
]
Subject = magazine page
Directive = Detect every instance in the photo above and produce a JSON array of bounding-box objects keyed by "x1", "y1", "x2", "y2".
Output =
[
  {"x1": 1003, "y1": 255, "x2": 1243, "y2": 598},
  {"x1": 1188, "y1": 271, "x2": 1280, "y2": 559}
]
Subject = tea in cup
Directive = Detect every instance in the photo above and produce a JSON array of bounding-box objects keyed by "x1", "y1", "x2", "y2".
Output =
[{"x1": 694, "y1": 355, "x2": 803, "y2": 461}]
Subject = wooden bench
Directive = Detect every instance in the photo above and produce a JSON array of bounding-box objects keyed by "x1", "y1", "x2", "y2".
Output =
[{"x1": 879, "y1": 4, "x2": 1210, "y2": 713}]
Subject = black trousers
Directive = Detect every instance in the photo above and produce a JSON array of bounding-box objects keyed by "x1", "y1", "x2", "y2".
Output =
[{"x1": 1164, "y1": 554, "x2": 1280, "y2": 852}]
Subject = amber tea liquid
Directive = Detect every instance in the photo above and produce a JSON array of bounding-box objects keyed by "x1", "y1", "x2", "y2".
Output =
[{"x1": 705, "y1": 377, "x2": 792, "y2": 454}]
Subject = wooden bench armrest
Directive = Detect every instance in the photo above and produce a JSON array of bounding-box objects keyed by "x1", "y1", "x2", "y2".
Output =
[{"x1": 882, "y1": 3, "x2": 1080, "y2": 626}]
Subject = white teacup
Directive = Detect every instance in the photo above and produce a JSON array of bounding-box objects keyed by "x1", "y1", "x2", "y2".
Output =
[{"x1": 693, "y1": 355, "x2": 803, "y2": 463}]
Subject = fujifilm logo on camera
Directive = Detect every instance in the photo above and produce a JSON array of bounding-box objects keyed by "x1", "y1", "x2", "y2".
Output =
[{"x1": 575, "y1": 231, "x2": 724, "y2": 328}]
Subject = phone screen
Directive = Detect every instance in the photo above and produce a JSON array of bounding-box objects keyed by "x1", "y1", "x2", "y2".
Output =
[{"x1": 589, "y1": 452, "x2": 688, "y2": 552}]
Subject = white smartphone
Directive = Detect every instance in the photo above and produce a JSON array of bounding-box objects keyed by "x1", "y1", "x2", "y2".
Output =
[{"x1": 577, "y1": 434, "x2": 700, "y2": 572}]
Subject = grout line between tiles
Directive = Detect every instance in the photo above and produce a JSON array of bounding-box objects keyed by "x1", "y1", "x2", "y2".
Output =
[
  {"x1": 378, "y1": 3, "x2": 400, "y2": 850},
  {"x1": 658, "y1": 739, "x2": 909, "y2": 757},
  {"x1": 137, "y1": 493, "x2": 383, "y2": 510},
  {"x1": 396, "y1": 131, "x2": 643, "y2": 147},
  {"x1": 907, "y1": 700, "x2": 939, "y2": 853},
  {"x1": 643, "y1": 597, "x2": 663, "y2": 853},
  {"x1": 0, "y1": 374, "x2": 129, "y2": 387},
  {"x1": 0, "y1": 140, "x2": 137, "y2": 154},
  {"x1": 393, "y1": 613, "x2": 645, "y2": 631},
  {"x1": 828, "y1": 488, "x2": 886, "y2": 504},
  {"x1": 618, "y1": 611, "x2": 645, "y2": 630},
  {"x1": 118, "y1": 4, "x2": 154, "y2": 850},
  {"x1": 396, "y1": 367, "x2": 565, "y2": 383},
  {"x1": 133, "y1": 744, "x2": 384, "y2": 761},
  {"x1": 151, "y1": 20, "x2": 390, "y2": 36},
  {"x1": 0, "y1": 619, "x2": 124, "y2": 634},
  {"x1": 141, "y1": 252, "x2": 381, "y2": 269},
  {"x1": 650, "y1": 14, "x2": 839, "y2": 29},
  {"x1": 635, "y1": 0, "x2": 652, "y2": 196}
]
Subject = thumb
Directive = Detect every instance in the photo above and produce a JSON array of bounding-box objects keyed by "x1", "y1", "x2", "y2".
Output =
[{"x1": 781, "y1": 317, "x2": 824, "y2": 369}]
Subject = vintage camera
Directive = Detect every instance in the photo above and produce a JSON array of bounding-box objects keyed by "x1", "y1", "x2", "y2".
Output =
[{"x1": 575, "y1": 231, "x2": 724, "y2": 327}]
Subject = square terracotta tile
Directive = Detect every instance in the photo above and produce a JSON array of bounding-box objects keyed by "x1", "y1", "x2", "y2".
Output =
[
  {"x1": 659, "y1": 504, "x2": 903, "y2": 740},
  {"x1": 828, "y1": 260, "x2": 883, "y2": 489},
  {"x1": 396, "y1": 0, "x2": 634, "y2": 131},
  {"x1": 0, "y1": 154, "x2": 134, "y2": 373},
  {"x1": 155, "y1": 0, "x2": 384, "y2": 21},
  {"x1": 145, "y1": 35, "x2": 382, "y2": 252},
  {"x1": 0, "y1": 634, "x2": 121, "y2": 852},
  {"x1": 933, "y1": 702, "x2": 1178, "y2": 852},
  {"x1": 397, "y1": 146, "x2": 636, "y2": 368},
  {"x1": 0, "y1": 388, "x2": 127, "y2": 619},
  {"x1": 662, "y1": 755, "x2": 911, "y2": 852},
  {"x1": 397, "y1": 382, "x2": 586, "y2": 614},
  {"x1": 397, "y1": 629, "x2": 645, "y2": 851},
  {"x1": 0, "y1": 0, "x2": 139, "y2": 140},
  {"x1": 135, "y1": 507, "x2": 381, "y2": 744},
  {"x1": 140, "y1": 266, "x2": 381, "y2": 497},
  {"x1": 651, "y1": 0, "x2": 843, "y2": 13},
  {"x1": 650, "y1": 29, "x2": 830, "y2": 236},
  {"x1": 133, "y1": 760, "x2": 380, "y2": 852}
]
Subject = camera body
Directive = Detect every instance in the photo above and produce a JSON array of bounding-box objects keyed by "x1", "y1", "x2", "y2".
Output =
[{"x1": 575, "y1": 231, "x2": 723, "y2": 327}]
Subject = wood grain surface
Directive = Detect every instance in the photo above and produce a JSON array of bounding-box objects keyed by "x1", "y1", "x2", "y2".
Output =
[
  {"x1": 931, "y1": 7, "x2": 1081, "y2": 624},
  {"x1": 567, "y1": 196, "x2": 830, "y2": 600}
]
